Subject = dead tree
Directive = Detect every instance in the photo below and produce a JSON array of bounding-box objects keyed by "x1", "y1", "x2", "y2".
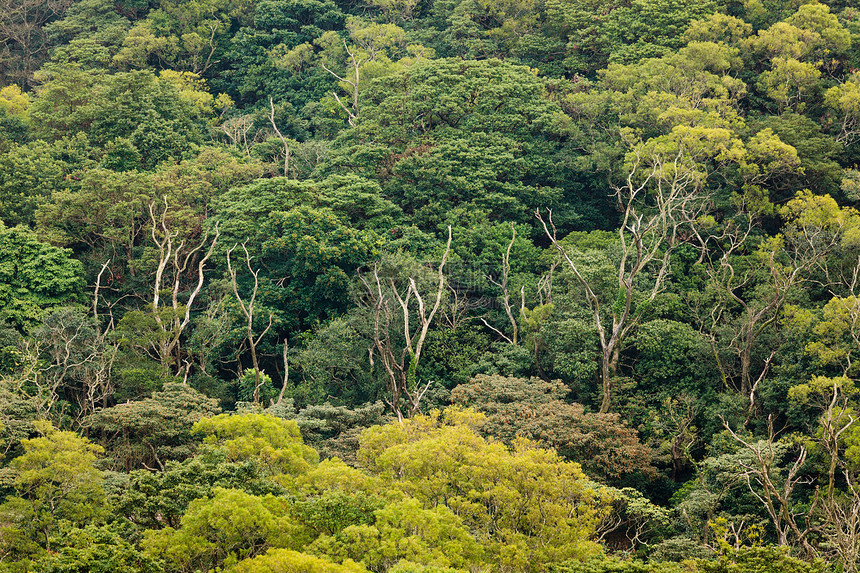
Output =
[
  {"x1": 268, "y1": 96, "x2": 290, "y2": 177},
  {"x1": 227, "y1": 242, "x2": 274, "y2": 404},
  {"x1": 791, "y1": 376, "x2": 860, "y2": 571},
  {"x1": 722, "y1": 415, "x2": 819, "y2": 558},
  {"x1": 701, "y1": 192, "x2": 848, "y2": 420},
  {"x1": 537, "y1": 142, "x2": 707, "y2": 413},
  {"x1": 220, "y1": 115, "x2": 254, "y2": 155},
  {"x1": 276, "y1": 338, "x2": 289, "y2": 406},
  {"x1": 360, "y1": 227, "x2": 452, "y2": 421},
  {"x1": 321, "y1": 40, "x2": 362, "y2": 126},
  {"x1": 149, "y1": 197, "x2": 219, "y2": 375},
  {"x1": 482, "y1": 223, "x2": 519, "y2": 345}
]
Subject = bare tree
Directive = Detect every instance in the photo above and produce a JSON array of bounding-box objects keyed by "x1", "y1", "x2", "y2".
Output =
[
  {"x1": 722, "y1": 415, "x2": 819, "y2": 558},
  {"x1": 220, "y1": 115, "x2": 254, "y2": 156},
  {"x1": 227, "y1": 242, "x2": 274, "y2": 404},
  {"x1": 359, "y1": 228, "x2": 452, "y2": 421},
  {"x1": 148, "y1": 196, "x2": 219, "y2": 375},
  {"x1": 537, "y1": 141, "x2": 708, "y2": 413},
  {"x1": 709, "y1": 245, "x2": 799, "y2": 419},
  {"x1": 322, "y1": 39, "x2": 362, "y2": 127},
  {"x1": 790, "y1": 376, "x2": 860, "y2": 571},
  {"x1": 819, "y1": 470, "x2": 860, "y2": 573},
  {"x1": 0, "y1": 0, "x2": 72, "y2": 85},
  {"x1": 699, "y1": 191, "x2": 850, "y2": 420},
  {"x1": 481, "y1": 223, "x2": 519, "y2": 345},
  {"x1": 268, "y1": 97, "x2": 290, "y2": 177},
  {"x1": 276, "y1": 338, "x2": 290, "y2": 406}
]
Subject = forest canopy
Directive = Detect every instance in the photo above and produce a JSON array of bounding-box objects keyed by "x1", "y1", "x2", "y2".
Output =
[{"x1": 2, "y1": 0, "x2": 860, "y2": 570}]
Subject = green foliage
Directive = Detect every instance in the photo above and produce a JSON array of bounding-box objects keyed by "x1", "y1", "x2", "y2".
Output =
[
  {"x1": 321, "y1": 57, "x2": 582, "y2": 230},
  {"x1": 230, "y1": 548, "x2": 368, "y2": 573},
  {"x1": 0, "y1": 139, "x2": 71, "y2": 227},
  {"x1": 630, "y1": 319, "x2": 718, "y2": 398},
  {"x1": 0, "y1": 421, "x2": 105, "y2": 555},
  {"x1": 194, "y1": 412, "x2": 319, "y2": 476},
  {"x1": 696, "y1": 546, "x2": 831, "y2": 573},
  {"x1": 357, "y1": 408, "x2": 606, "y2": 570},
  {"x1": 291, "y1": 315, "x2": 385, "y2": 408},
  {"x1": 260, "y1": 205, "x2": 382, "y2": 330},
  {"x1": 142, "y1": 487, "x2": 297, "y2": 572},
  {"x1": 549, "y1": 555, "x2": 686, "y2": 573},
  {"x1": 2, "y1": 0, "x2": 860, "y2": 570},
  {"x1": 86, "y1": 382, "x2": 221, "y2": 470},
  {"x1": 29, "y1": 523, "x2": 160, "y2": 573},
  {"x1": 296, "y1": 401, "x2": 390, "y2": 465},
  {"x1": 237, "y1": 370, "x2": 277, "y2": 404},
  {"x1": 0, "y1": 226, "x2": 83, "y2": 332},
  {"x1": 112, "y1": 451, "x2": 286, "y2": 530},
  {"x1": 451, "y1": 375, "x2": 654, "y2": 481},
  {"x1": 548, "y1": 0, "x2": 721, "y2": 75},
  {"x1": 30, "y1": 66, "x2": 208, "y2": 168},
  {"x1": 291, "y1": 490, "x2": 384, "y2": 538},
  {"x1": 312, "y1": 498, "x2": 484, "y2": 572}
]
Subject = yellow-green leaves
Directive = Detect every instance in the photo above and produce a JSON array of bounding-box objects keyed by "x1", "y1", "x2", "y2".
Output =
[
  {"x1": 195, "y1": 413, "x2": 319, "y2": 476},
  {"x1": 805, "y1": 296, "x2": 860, "y2": 373},
  {"x1": 311, "y1": 499, "x2": 483, "y2": 572},
  {"x1": 0, "y1": 85, "x2": 30, "y2": 118},
  {"x1": 0, "y1": 421, "x2": 105, "y2": 554},
  {"x1": 746, "y1": 4, "x2": 851, "y2": 111},
  {"x1": 744, "y1": 128, "x2": 802, "y2": 182},
  {"x1": 780, "y1": 190, "x2": 860, "y2": 257},
  {"x1": 357, "y1": 408, "x2": 605, "y2": 571},
  {"x1": 788, "y1": 375, "x2": 856, "y2": 407},
  {"x1": 684, "y1": 14, "x2": 752, "y2": 46},
  {"x1": 757, "y1": 56, "x2": 821, "y2": 112},
  {"x1": 825, "y1": 74, "x2": 860, "y2": 145},
  {"x1": 143, "y1": 487, "x2": 299, "y2": 572},
  {"x1": 231, "y1": 548, "x2": 369, "y2": 573}
]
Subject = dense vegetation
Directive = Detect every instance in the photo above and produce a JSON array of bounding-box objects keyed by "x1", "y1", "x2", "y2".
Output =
[{"x1": 1, "y1": 0, "x2": 860, "y2": 570}]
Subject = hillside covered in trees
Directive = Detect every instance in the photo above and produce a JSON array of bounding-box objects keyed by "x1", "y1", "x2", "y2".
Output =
[{"x1": 2, "y1": 0, "x2": 860, "y2": 570}]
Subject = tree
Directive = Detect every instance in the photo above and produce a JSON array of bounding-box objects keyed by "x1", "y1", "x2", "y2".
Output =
[
  {"x1": 85, "y1": 381, "x2": 220, "y2": 471},
  {"x1": 0, "y1": 0, "x2": 73, "y2": 86},
  {"x1": 546, "y1": 0, "x2": 721, "y2": 75},
  {"x1": 0, "y1": 139, "x2": 69, "y2": 227},
  {"x1": 319, "y1": 58, "x2": 577, "y2": 230},
  {"x1": 537, "y1": 125, "x2": 716, "y2": 413},
  {"x1": 698, "y1": 546, "x2": 830, "y2": 573},
  {"x1": 260, "y1": 205, "x2": 382, "y2": 333},
  {"x1": 0, "y1": 225, "x2": 83, "y2": 333},
  {"x1": 112, "y1": 451, "x2": 287, "y2": 531},
  {"x1": 357, "y1": 408, "x2": 606, "y2": 570},
  {"x1": 30, "y1": 67, "x2": 210, "y2": 168},
  {"x1": 27, "y1": 523, "x2": 160, "y2": 573},
  {"x1": 451, "y1": 374, "x2": 653, "y2": 481},
  {"x1": 227, "y1": 242, "x2": 273, "y2": 404},
  {"x1": 18, "y1": 306, "x2": 118, "y2": 425},
  {"x1": 312, "y1": 498, "x2": 484, "y2": 572},
  {"x1": 112, "y1": 0, "x2": 253, "y2": 74},
  {"x1": 142, "y1": 488, "x2": 297, "y2": 573},
  {"x1": 789, "y1": 376, "x2": 860, "y2": 571},
  {"x1": 357, "y1": 229, "x2": 451, "y2": 421},
  {"x1": 116, "y1": 197, "x2": 219, "y2": 375},
  {"x1": 232, "y1": 548, "x2": 368, "y2": 573},
  {"x1": 702, "y1": 191, "x2": 856, "y2": 418},
  {"x1": 296, "y1": 401, "x2": 389, "y2": 466},
  {"x1": 721, "y1": 417, "x2": 818, "y2": 558},
  {"x1": 0, "y1": 420, "x2": 104, "y2": 554},
  {"x1": 825, "y1": 73, "x2": 860, "y2": 146},
  {"x1": 193, "y1": 412, "x2": 319, "y2": 477}
]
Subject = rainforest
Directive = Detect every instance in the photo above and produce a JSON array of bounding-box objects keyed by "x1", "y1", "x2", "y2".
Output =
[{"x1": 1, "y1": 0, "x2": 860, "y2": 571}]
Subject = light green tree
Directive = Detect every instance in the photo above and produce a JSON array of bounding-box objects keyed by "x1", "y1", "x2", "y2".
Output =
[{"x1": 0, "y1": 420, "x2": 104, "y2": 553}]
